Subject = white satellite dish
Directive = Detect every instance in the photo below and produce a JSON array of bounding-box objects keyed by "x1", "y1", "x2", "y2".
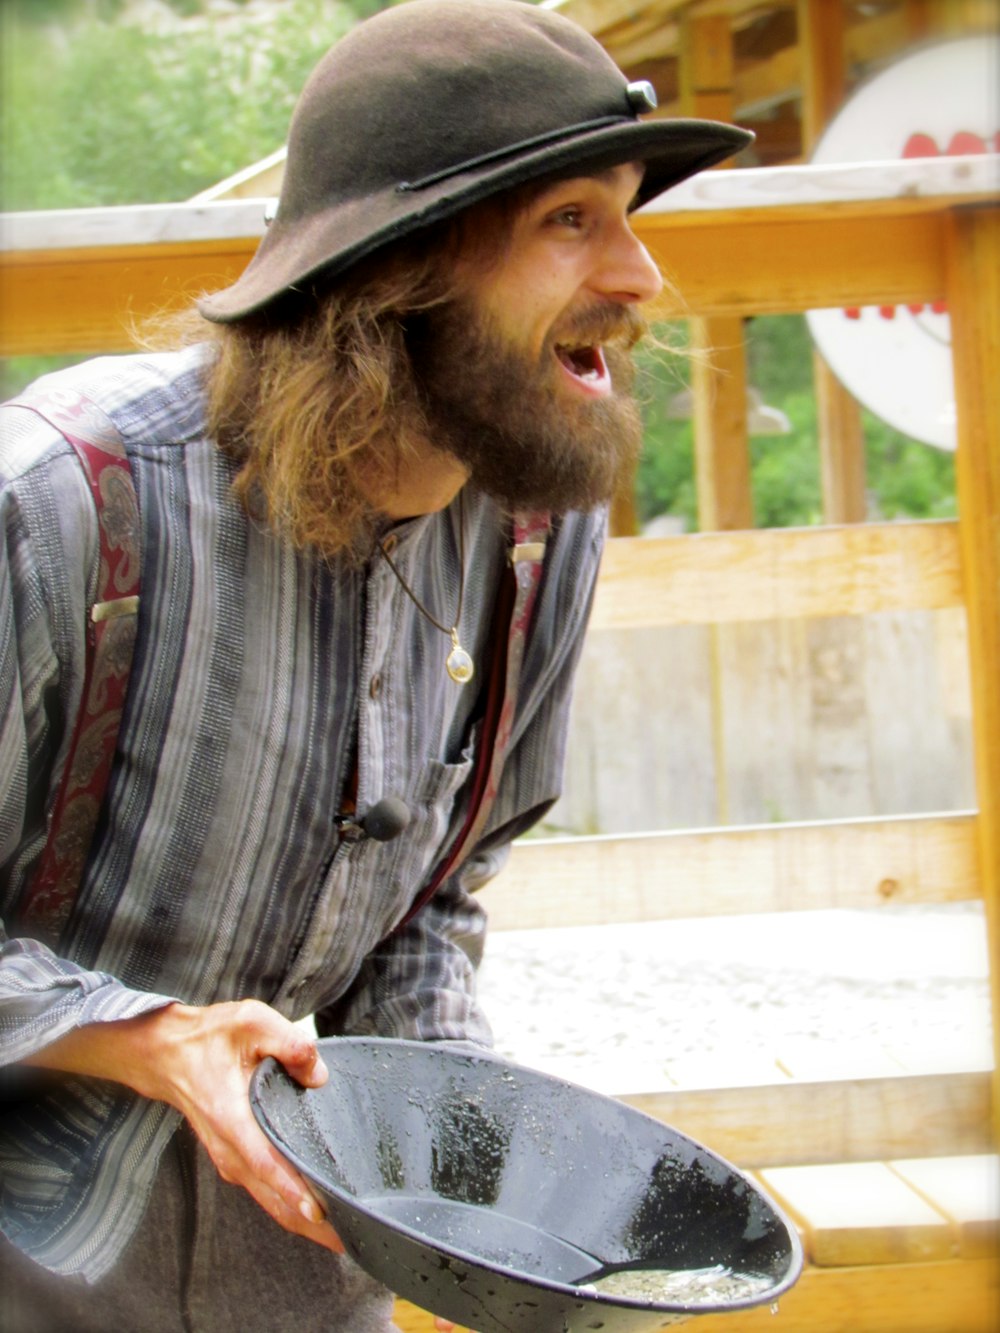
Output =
[{"x1": 805, "y1": 34, "x2": 1000, "y2": 450}]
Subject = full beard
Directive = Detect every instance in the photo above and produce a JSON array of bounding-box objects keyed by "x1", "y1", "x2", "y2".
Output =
[{"x1": 407, "y1": 298, "x2": 646, "y2": 513}]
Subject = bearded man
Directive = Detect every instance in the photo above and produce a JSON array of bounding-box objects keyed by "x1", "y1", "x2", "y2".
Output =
[{"x1": 0, "y1": 2, "x2": 749, "y2": 1328}]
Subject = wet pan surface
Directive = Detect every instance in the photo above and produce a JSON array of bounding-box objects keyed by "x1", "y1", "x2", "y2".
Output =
[{"x1": 250, "y1": 1038, "x2": 802, "y2": 1333}]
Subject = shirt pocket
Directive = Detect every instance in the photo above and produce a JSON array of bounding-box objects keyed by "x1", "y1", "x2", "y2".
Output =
[{"x1": 409, "y1": 720, "x2": 481, "y2": 857}]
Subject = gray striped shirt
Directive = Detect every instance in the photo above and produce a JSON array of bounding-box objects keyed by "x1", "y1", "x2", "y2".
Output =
[{"x1": 0, "y1": 345, "x2": 604, "y2": 1278}]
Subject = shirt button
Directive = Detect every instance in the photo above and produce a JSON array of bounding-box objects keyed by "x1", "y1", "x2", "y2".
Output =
[
  {"x1": 369, "y1": 672, "x2": 383, "y2": 699},
  {"x1": 382, "y1": 532, "x2": 398, "y2": 556}
]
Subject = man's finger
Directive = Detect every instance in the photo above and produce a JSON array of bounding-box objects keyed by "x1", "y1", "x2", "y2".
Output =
[{"x1": 244, "y1": 1175, "x2": 345, "y2": 1254}]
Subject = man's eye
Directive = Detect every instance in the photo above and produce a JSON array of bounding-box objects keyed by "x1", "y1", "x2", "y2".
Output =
[{"x1": 549, "y1": 206, "x2": 584, "y2": 228}]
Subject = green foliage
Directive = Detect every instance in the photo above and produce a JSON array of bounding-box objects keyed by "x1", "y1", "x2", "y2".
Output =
[
  {"x1": 864, "y1": 411, "x2": 957, "y2": 520},
  {"x1": 0, "y1": 0, "x2": 361, "y2": 210},
  {"x1": 0, "y1": 355, "x2": 88, "y2": 404},
  {"x1": 750, "y1": 391, "x2": 824, "y2": 528}
]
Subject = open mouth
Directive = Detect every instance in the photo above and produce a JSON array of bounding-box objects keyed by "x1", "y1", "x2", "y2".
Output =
[{"x1": 554, "y1": 342, "x2": 611, "y2": 394}]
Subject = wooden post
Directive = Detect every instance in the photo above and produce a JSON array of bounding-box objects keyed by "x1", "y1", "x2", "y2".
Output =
[
  {"x1": 679, "y1": 11, "x2": 753, "y2": 536},
  {"x1": 691, "y1": 317, "x2": 754, "y2": 532},
  {"x1": 678, "y1": 13, "x2": 736, "y2": 127},
  {"x1": 946, "y1": 204, "x2": 1000, "y2": 1143},
  {"x1": 815, "y1": 348, "x2": 868, "y2": 524},
  {"x1": 679, "y1": 10, "x2": 751, "y2": 826},
  {"x1": 798, "y1": 0, "x2": 868, "y2": 525}
]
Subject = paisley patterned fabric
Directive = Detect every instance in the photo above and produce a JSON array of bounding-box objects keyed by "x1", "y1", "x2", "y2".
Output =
[{"x1": 8, "y1": 393, "x2": 140, "y2": 945}]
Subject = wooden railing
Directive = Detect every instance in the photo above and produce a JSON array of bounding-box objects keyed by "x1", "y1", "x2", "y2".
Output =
[{"x1": 2, "y1": 154, "x2": 997, "y2": 1331}]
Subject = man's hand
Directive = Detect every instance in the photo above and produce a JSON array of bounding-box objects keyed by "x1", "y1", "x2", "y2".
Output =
[{"x1": 24, "y1": 999, "x2": 344, "y2": 1254}]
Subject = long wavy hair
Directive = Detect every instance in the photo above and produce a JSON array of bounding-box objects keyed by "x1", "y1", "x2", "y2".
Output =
[{"x1": 179, "y1": 202, "x2": 521, "y2": 562}]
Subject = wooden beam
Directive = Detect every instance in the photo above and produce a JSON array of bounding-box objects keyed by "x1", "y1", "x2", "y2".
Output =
[
  {"x1": 11, "y1": 206, "x2": 948, "y2": 350},
  {"x1": 947, "y1": 204, "x2": 1000, "y2": 1142},
  {"x1": 798, "y1": 0, "x2": 868, "y2": 526},
  {"x1": 731, "y1": 28, "x2": 802, "y2": 118},
  {"x1": 691, "y1": 314, "x2": 754, "y2": 529},
  {"x1": 587, "y1": 521, "x2": 962, "y2": 632},
  {"x1": 816, "y1": 347, "x2": 868, "y2": 524},
  {"x1": 0, "y1": 239, "x2": 258, "y2": 356},
  {"x1": 595, "y1": 18, "x2": 680, "y2": 70},
  {"x1": 680, "y1": 10, "x2": 735, "y2": 117},
  {"x1": 479, "y1": 812, "x2": 979, "y2": 930},
  {"x1": 678, "y1": 13, "x2": 754, "y2": 534},
  {"x1": 640, "y1": 153, "x2": 997, "y2": 221},
  {"x1": 621, "y1": 1072, "x2": 994, "y2": 1170},
  {"x1": 643, "y1": 207, "x2": 950, "y2": 317},
  {"x1": 797, "y1": 0, "x2": 848, "y2": 149}
]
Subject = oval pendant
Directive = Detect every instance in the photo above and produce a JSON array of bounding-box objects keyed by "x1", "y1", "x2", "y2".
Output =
[{"x1": 446, "y1": 633, "x2": 474, "y2": 685}]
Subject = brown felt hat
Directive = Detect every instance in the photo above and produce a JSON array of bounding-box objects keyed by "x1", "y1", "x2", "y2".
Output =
[{"x1": 199, "y1": 0, "x2": 752, "y2": 322}]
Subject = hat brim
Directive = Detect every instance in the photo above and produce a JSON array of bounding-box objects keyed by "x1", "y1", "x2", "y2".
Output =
[{"x1": 199, "y1": 117, "x2": 752, "y2": 323}]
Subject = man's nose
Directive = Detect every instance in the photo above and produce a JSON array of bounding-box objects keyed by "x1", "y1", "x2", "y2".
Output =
[{"x1": 592, "y1": 223, "x2": 664, "y2": 305}]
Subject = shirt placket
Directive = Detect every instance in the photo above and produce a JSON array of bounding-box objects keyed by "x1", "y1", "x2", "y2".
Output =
[{"x1": 273, "y1": 549, "x2": 401, "y2": 1013}]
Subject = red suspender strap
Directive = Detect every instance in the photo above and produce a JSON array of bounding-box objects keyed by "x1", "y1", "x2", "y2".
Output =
[
  {"x1": 396, "y1": 509, "x2": 550, "y2": 931},
  {"x1": 12, "y1": 392, "x2": 141, "y2": 944}
]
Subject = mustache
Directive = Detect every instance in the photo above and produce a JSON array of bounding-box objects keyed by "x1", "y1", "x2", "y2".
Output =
[{"x1": 550, "y1": 302, "x2": 648, "y2": 353}]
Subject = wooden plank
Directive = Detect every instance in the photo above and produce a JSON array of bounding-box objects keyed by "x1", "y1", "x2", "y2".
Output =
[
  {"x1": 947, "y1": 206, "x2": 1000, "y2": 1142},
  {"x1": 757, "y1": 1162, "x2": 955, "y2": 1265},
  {"x1": 639, "y1": 155, "x2": 999, "y2": 221},
  {"x1": 0, "y1": 242, "x2": 258, "y2": 357},
  {"x1": 593, "y1": 17, "x2": 681, "y2": 72},
  {"x1": 396, "y1": 1256, "x2": 1000, "y2": 1333},
  {"x1": 691, "y1": 315, "x2": 754, "y2": 530},
  {"x1": 890, "y1": 1155, "x2": 1000, "y2": 1260},
  {"x1": 21, "y1": 214, "x2": 940, "y2": 348},
  {"x1": 678, "y1": 13, "x2": 753, "y2": 537},
  {"x1": 796, "y1": 2, "x2": 868, "y2": 526},
  {"x1": 1, "y1": 200, "x2": 269, "y2": 250},
  {"x1": 644, "y1": 209, "x2": 949, "y2": 317},
  {"x1": 619, "y1": 1072, "x2": 993, "y2": 1170},
  {"x1": 679, "y1": 11, "x2": 733, "y2": 107},
  {"x1": 480, "y1": 813, "x2": 979, "y2": 930},
  {"x1": 588, "y1": 521, "x2": 962, "y2": 631},
  {"x1": 797, "y1": 0, "x2": 848, "y2": 150},
  {"x1": 816, "y1": 352, "x2": 867, "y2": 524}
]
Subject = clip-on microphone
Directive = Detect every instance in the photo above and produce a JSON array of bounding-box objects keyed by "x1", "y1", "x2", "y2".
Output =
[{"x1": 335, "y1": 796, "x2": 412, "y2": 843}]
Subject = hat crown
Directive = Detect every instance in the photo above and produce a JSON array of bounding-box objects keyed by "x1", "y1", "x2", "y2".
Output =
[
  {"x1": 199, "y1": 0, "x2": 753, "y2": 321},
  {"x1": 280, "y1": 0, "x2": 630, "y2": 218}
]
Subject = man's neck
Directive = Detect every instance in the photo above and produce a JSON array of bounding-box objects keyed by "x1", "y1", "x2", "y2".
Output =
[{"x1": 372, "y1": 436, "x2": 470, "y2": 521}]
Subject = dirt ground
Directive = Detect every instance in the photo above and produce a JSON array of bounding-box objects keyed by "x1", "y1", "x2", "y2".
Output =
[{"x1": 476, "y1": 902, "x2": 992, "y2": 1095}]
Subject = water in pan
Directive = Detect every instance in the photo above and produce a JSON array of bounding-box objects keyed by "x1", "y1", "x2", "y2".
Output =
[{"x1": 577, "y1": 1263, "x2": 776, "y2": 1306}]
